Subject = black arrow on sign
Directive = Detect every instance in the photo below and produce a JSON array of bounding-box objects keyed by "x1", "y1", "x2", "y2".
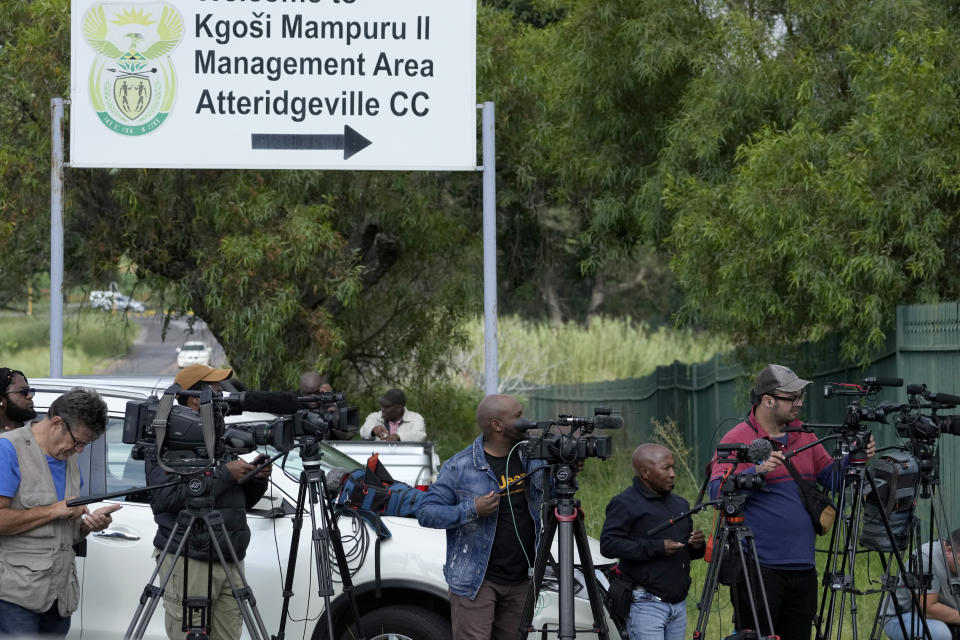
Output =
[{"x1": 251, "y1": 125, "x2": 372, "y2": 160}]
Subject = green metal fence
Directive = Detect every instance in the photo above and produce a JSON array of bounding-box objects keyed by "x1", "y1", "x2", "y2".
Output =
[{"x1": 525, "y1": 301, "x2": 960, "y2": 519}]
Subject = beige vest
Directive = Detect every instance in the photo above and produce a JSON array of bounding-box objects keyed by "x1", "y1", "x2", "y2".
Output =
[{"x1": 0, "y1": 426, "x2": 83, "y2": 615}]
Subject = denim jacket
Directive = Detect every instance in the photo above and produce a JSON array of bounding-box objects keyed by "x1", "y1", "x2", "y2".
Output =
[{"x1": 417, "y1": 435, "x2": 546, "y2": 598}]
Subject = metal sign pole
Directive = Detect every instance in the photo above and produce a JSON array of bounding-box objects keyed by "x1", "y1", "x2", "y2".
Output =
[
  {"x1": 480, "y1": 101, "x2": 498, "y2": 396},
  {"x1": 50, "y1": 97, "x2": 65, "y2": 377}
]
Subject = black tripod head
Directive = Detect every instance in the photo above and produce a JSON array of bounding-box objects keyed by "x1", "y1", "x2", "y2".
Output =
[{"x1": 549, "y1": 463, "x2": 580, "y2": 500}]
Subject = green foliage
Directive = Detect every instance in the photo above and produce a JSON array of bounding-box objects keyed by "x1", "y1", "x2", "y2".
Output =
[{"x1": 664, "y1": 0, "x2": 960, "y2": 363}]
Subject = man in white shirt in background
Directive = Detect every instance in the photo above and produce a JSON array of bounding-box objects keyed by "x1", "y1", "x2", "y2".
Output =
[{"x1": 360, "y1": 388, "x2": 426, "y2": 442}]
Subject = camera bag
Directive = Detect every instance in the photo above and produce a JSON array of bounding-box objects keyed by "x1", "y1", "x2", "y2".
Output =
[
  {"x1": 859, "y1": 451, "x2": 919, "y2": 551},
  {"x1": 332, "y1": 453, "x2": 428, "y2": 596},
  {"x1": 601, "y1": 566, "x2": 633, "y2": 635},
  {"x1": 334, "y1": 453, "x2": 427, "y2": 519}
]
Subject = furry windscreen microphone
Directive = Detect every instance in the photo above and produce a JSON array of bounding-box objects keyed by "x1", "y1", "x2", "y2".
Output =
[{"x1": 747, "y1": 438, "x2": 774, "y2": 463}]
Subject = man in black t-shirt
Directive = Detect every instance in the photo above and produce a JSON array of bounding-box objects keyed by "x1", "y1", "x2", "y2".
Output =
[
  {"x1": 483, "y1": 450, "x2": 536, "y2": 586},
  {"x1": 418, "y1": 394, "x2": 545, "y2": 640}
]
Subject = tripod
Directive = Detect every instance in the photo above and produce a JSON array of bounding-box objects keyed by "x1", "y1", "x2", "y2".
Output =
[
  {"x1": 866, "y1": 437, "x2": 954, "y2": 640},
  {"x1": 518, "y1": 463, "x2": 610, "y2": 640},
  {"x1": 811, "y1": 435, "x2": 930, "y2": 640},
  {"x1": 691, "y1": 485, "x2": 777, "y2": 640},
  {"x1": 274, "y1": 438, "x2": 365, "y2": 640},
  {"x1": 125, "y1": 470, "x2": 271, "y2": 640}
]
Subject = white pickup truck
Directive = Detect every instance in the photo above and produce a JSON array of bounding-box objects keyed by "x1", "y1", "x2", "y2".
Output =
[{"x1": 327, "y1": 440, "x2": 440, "y2": 488}]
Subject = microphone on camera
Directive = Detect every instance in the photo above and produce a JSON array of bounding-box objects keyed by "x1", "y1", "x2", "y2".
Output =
[
  {"x1": 863, "y1": 376, "x2": 903, "y2": 388},
  {"x1": 928, "y1": 391, "x2": 960, "y2": 406},
  {"x1": 593, "y1": 415, "x2": 625, "y2": 430},
  {"x1": 229, "y1": 391, "x2": 302, "y2": 415},
  {"x1": 523, "y1": 414, "x2": 625, "y2": 431},
  {"x1": 747, "y1": 438, "x2": 774, "y2": 463}
]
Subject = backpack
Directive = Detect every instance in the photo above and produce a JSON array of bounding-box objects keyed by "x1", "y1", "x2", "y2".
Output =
[
  {"x1": 859, "y1": 450, "x2": 920, "y2": 552},
  {"x1": 334, "y1": 453, "x2": 427, "y2": 520},
  {"x1": 332, "y1": 453, "x2": 428, "y2": 596}
]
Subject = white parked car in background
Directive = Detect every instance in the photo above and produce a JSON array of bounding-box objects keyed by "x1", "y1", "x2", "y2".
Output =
[
  {"x1": 175, "y1": 341, "x2": 212, "y2": 367},
  {"x1": 89, "y1": 290, "x2": 147, "y2": 313},
  {"x1": 25, "y1": 376, "x2": 619, "y2": 640}
]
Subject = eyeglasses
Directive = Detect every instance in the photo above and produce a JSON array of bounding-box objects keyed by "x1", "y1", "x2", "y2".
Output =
[
  {"x1": 61, "y1": 417, "x2": 95, "y2": 449},
  {"x1": 769, "y1": 392, "x2": 806, "y2": 406},
  {"x1": 5, "y1": 387, "x2": 35, "y2": 398}
]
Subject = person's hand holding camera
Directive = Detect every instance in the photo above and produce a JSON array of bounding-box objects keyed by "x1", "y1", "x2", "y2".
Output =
[{"x1": 371, "y1": 425, "x2": 389, "y2": 440}]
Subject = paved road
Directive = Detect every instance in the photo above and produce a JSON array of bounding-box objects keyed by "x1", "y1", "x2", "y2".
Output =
[{"x1": 97, "y1": 313, "x2": 228, "y2": 375}]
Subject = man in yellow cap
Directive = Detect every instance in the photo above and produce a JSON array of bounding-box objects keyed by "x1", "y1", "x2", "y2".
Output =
[
  {"x1": 149, "y1": 363, "x2": 270, "y2": 639},
  {"x1": 172, "y1": 364, "x2": 233, "y2": 411}
]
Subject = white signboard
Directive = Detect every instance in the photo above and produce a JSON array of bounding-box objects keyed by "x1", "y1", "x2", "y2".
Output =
[{"x1": 70, "y1": 0, "x2": 476, "y2": 170}]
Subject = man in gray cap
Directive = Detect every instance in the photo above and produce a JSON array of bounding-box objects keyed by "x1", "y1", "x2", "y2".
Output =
[
  {"x1": 359, "y1": 388, "x2": 426, "y2": 442},
  {"x1": 707, "y1": 364, "x2": 874, "y2": 640}
]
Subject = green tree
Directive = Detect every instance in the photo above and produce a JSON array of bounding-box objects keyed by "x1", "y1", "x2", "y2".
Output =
[
  {"x1": 662, "y1": 0, "x2": 960, "y2": 362},
  {"x1": 480, "y1": 0, "x2": 701, "y2": 326}
]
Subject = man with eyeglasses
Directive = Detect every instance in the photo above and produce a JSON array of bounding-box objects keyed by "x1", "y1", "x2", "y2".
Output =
[
  {"x1": 708, "y1": 364, "x2": 874, "y2": 640},
  {"x1": 0, "y1": 367, "x2": 38, "y2": 431},
  {"x1": 0, "y1": 387, "x2": 118, "y2": 638}
]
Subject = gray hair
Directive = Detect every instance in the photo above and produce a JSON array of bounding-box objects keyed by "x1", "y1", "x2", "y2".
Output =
[{"x1": 48, "y1": 387, "x2": 109, "y2": 437}]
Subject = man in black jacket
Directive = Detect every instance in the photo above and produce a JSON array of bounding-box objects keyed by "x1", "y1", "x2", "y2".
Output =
[
  {"x1": 146, "y1": 375, "x2": 271, "y2": 640},
  {"x1": 600, "y1": 443, "x2": 705, "y2": 640}
]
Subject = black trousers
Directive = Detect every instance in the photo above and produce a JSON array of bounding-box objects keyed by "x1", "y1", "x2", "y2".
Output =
[{"x1": 731, "y1": 566, "x2": 818, "y2": 640}]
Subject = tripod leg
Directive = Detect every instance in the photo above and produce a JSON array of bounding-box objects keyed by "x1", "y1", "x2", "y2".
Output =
[
  {"x1": 274, "y1": 473, "x2": 310, "y2": 640},
  {"x1": 692, "y1": 520, "x2": 727, "y2": 639},
  {"x1": 202, "y1": 511, "x2": 271, "y2": 640},
  {"x1": 817, "y1": 466, "x2": 853, "y2": 640},
  {"x1": 518, "y1": 505, "x2": 558, "y2": 639},
  {"x1": 737, "y1": 528, "x2": 776, "y2": 637},
  {"x1": 321, "y1": 496, "x2": 366, "y2": 640},
  {"x1": 571, "y1": 510, "x2": 609, "y2": 640},
  {"x1": 125, "y1": 516, "x2": 197, "y2": 640}
]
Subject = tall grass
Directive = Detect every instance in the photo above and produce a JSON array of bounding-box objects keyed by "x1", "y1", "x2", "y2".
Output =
[
  {"x1": 449, "y1": 315, "x2": 728, "y2": 392},
  {"x1": 0, "y1": 311, "x2": 139, "y2": 376}
]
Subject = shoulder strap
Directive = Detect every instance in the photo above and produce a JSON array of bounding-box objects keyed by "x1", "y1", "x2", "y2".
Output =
[{"x1": 782, "y1": 457, "x2": 816, "y2": 491}]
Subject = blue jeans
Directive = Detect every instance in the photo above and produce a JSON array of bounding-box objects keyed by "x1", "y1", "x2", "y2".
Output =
[
  {"x1": 627, "y1": 590, "x2": 686, "y2": 640},
  {"x1": 0, "y1": 599, "x2": 71, "y2": 637},
  {"x1": 884, "y1": 614, "x2": 953, "y2": 640}
]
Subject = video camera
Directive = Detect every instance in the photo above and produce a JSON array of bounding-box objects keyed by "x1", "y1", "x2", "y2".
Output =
[
  {"x1": 815, "y1": 377, "x2": 905, "y2": 461},
  {"x1": 895, "y1": 384, "x2": 960, "y2": 441},
  {"x1": 521, "y1": 409, "x2": 623, "y2": 463},
  {"x1": 122, "y1": 385, "x2": 358, "y2": 468}
]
